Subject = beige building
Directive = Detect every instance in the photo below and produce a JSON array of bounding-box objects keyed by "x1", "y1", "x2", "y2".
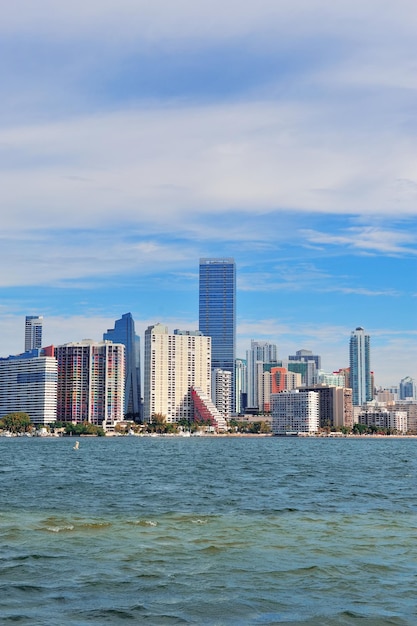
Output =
[
  {"x1": 392, "y1": 402, "x2": 417, "y2": 433},
  {"x1": 303, "y1": 385, "x2": 353, "y2": 429},
  {"x1": 143, "y1": 325, "x2": 211, "y2": 423},
  {"x1": 358, "y1": 408, "x2": 407, "y2": 434}
]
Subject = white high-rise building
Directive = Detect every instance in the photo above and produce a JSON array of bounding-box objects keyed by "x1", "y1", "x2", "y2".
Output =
[
  {"x1": 235, "y1": 358, "x2": 247, "y2": 414},
  {"x1": 25, "y1": 316, "x2": 43, "y2": 351},
  {"x1": 56, "y1": 340, "x2": 125, "y2": 429},
  {"x1": 143, "y1": 325, "x2": 211, "y2": 423},
  {"x1": 246, "y1": 340, "x2": 278, "y2": 410},
  {"x1": 271, "y1": 390, "x2": 319, "y2": 435},
  {"x1": 212, "y1": 368, "x2": 232, "y2": 419},
  {"x1": 0, "y1": 352, "x2": 57, "y2": 425},
  {"x1": 349, "y1": 327, "x2": 372, "y2": 406}
]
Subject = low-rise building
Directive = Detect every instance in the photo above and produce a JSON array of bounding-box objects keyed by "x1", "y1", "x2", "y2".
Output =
[{"x1": 358, "y1": 409, "x2": 407, "y2": 434}]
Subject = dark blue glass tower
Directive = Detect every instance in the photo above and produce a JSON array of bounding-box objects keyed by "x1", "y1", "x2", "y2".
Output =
[
  {"x1": 104, "y1": 313, "x2": 141, "y2": 419},
  {"x1": 199, "y1": 258, "x2": 236, "y2": 412}
]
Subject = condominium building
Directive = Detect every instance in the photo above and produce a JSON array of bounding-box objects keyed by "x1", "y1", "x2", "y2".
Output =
[
  {"x1": 393, "y1": 402, "x2": 417, "y2": 433},
  {"x1": 317, "y1": 370, "x2": 346, "y2": 387},
  {"x1": 358, "y1": 409, "x2": 407, "y2": 434},
  {"x1": 199, "y1": 258, "x2": 236, "y2": 411},
  {"x1": 235, "y1": 358, "x2": 247, "y2": 414},
  {"x1": 212, "y1": 368, "x2": 232, "y2": 419},
  {"x1": 25, "y1": 316, "x2": 43, "y2": 352},
  {"x1": 399, "y1": 376, "x2": 417, "y2": 401},
  {"x1": 349, "y1": 327, "x2": 372, "y2": 406},
  {"x1": 0, "y1": 350, "x2": 57, "y2": 424},
  {"x1": 55, "y1": 340, "x2": 125, "y2": 429},
  {"x1": 143, "y1": 324, "x2": 211, "y2": 423},
  {"x1": 192, "y1": 386, "x2": 228, "y2": 432},
  {"x1": 303, "y1": 385, "x2": 353, "y2": 429},
  {"x1": 288, "y1": 349, "x2": 321, "y2": 385},
  {"x1": 271, "y1": 367, "x2": 302, "y2": 393},
  {"x1": 103, "y1": 312, "x2": 141, "y2": 418},
  {"x1": 246, "y1": 340, "x2": 278, "y2": 411},
  {"x1": 271, "y1": 390, "x2": 319, "y2": 435}
]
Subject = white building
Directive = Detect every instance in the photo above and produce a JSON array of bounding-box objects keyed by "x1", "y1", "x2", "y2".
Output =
[
  {"x1": 56, "y1": 340, "x2": 125, "y2": 429},
  {"x1": 0, "y1": 352, "x2": 57, "y2": 425},
  {"x1": 143, "y1": 325, "x2": 211, "y2": 423},
  {"x1": 212, "y1": 368, "x2": 232, "y2": 419},
  {"x1": 349, "y1": 327, "x2": 372, "y2": 406},
  {"x1": 246, "y1": 340, "x2": 278, "y2": 410},
  {"x1": 358, "y1": 409, "x2": 407, "y2": 434},
  {"x1": 271, "y1": 390, "x2": 319, "y2": 435},
  {"x1": 235, "y1": 358, "x2": 247, "y2": 414},
  {"x1": 317, "y1": 370, "x2": 346, "y2": 387},
  {"x1": 25, "y1": 315, "x2": 43, "y2": 352}
]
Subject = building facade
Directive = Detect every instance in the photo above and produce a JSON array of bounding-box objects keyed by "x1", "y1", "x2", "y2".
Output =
[
  {"x1": 56, "y1": 340, "x2": 125, "y2": 429},
  {"x1": 212, "y1": 368, "x2": 232, "y2": 419},
  {"x1": 0, "y1": 351, "x2": 57, "y2": 425},
  {"x1": 303, "y1": 384, "x2": 353, "y2": 429},
  {"x1": 25, "y1": 315, "x2": 43, "y2": 352},
  {"x1": 271, "y1": 390, "x2": 320, "y2": 435},
  {"x1": 199, "y1": 258, "x2": 236, "y2": 411},
  {"x1": 246, "y1": 340, "x2": 278, "y2": 411},
  {"x1": 235, "y1": 358, "x2": 247, "y2": 414},
  {"x1": 349, "y1": 327, "x2": 372, "y2": 406},
  {"x1": 288, "y1": 349, "x2": 321, "y2": 385},
  {"x1": 358, "y1": 409, "x2": 407, "y2": 434},
  {"x1": 103, "y1": 312, "x2": 141, "y2": 418},
  {"x1": 143, "y1": 324, "x2": 211, "y2": 423},
  {"x1": 399, "y1": 376, "x2": 417, "y2": 401},
  {"x1": 271, "y1": 367, "x2": 302, "y2": 394}
]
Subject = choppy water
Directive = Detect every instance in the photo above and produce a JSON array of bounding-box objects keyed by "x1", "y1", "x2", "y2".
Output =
[{"x1": 0, "y1": 436, "x2": 416, "y2": 625}]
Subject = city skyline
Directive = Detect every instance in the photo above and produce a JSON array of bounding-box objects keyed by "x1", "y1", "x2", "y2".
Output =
[{"x1": 0, "y1": 2, "x2": 416, "y2": 388}]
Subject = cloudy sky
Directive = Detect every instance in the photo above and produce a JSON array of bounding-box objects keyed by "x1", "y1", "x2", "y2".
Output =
[{"x1": 1, "y1": 0, "x2": 416, "y2": 387}]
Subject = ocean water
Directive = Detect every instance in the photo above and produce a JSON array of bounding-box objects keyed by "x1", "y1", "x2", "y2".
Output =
[{"x1": 0, "y1": 436, "x2": 416, "y2": 625}]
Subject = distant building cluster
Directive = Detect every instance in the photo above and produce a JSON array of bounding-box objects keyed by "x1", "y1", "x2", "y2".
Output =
[{"x1": 0, "y1": 264, "x2": 416, "y2": 435}]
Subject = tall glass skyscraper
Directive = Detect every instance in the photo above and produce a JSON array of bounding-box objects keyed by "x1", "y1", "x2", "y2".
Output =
[
  {"x1": 349, "y1": 326, "x2": 372, "y2": 406},
  {"x1": 104, "y1": 313, "x2": 141, "y2": 419},
  {"x1": 199, "y1": 258, "x2": 236, "y2": 411}
]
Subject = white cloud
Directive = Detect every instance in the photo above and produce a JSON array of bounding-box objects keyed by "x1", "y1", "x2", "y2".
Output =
[
  {"x1": 302, "y1": 227, "x2": 417, "y2": 256},
  {"x1": 1, "y1": 98, "x2": 416, "y2": 242},
  {"x1": 2, "y1": 0, "x2": 415, "y2": 49}
]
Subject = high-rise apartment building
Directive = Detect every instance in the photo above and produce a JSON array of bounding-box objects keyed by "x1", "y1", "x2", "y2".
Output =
[
  {"x1": 56, "y1": 340, "x2": 125, "y2": 429},
  {"x1": 246, "y1": 340, "x2": 278, "y2": 411},
  {"x1": 212, "y1": 368, "x2": 232, "y2": 419},
  {"x1": 199, "y1": 258, "x2": 236, "y2": 411},
  {"x1": 103, "y1": 313, "x2": 141, "y2": 418},
  {"x1": 235, "y1": 358, "x2": 247, "y2": 414},
  {"x1": 271, "y1": 367, "x2": 302, "y2": 393},
  {"x1": 0, "y1": 350, "x2": 57, "y2": 424},
  {"x1": 349, "y1": 327, "x2": 372, "y2": 406},
  {"x1": 271, "y1": 390, "x2": 319, "y2": 435},
  {"x1": 143, "y1": 324, "x2": 211, "y2": 423},
  {"x1": 303, "y1": 384, "x2": 353, "y2": 429},
  {"x1": 399, "y1": 376, "x2": 417, "y2": 401},
  {"x1": 288, "y1": 349, "x2": 321, "y2": 385},
  {"x1": 25, "y1": 316, "x2": 43, "y2": 351}
]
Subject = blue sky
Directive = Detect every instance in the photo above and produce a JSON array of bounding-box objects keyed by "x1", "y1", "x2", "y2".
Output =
[{"x1": 1, "y1": 0, "x2": 416, "y2": 387}]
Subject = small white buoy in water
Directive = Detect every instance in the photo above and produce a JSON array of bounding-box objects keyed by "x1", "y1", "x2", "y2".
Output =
[{"x1": 73, "y1": 440, "x2": 79, "y2": 450}]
